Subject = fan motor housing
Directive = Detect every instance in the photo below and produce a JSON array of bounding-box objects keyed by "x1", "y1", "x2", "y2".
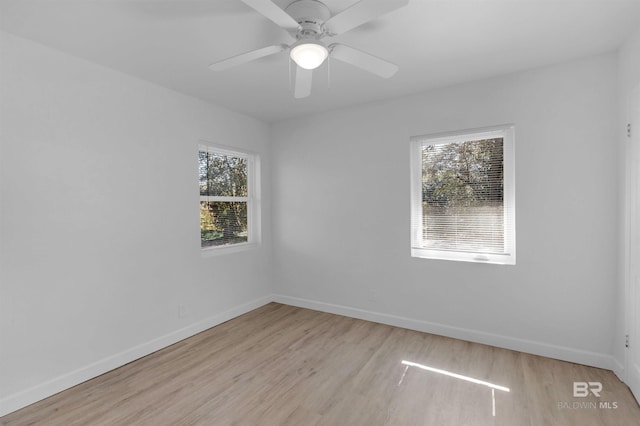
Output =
[{"x1": 285, "y1": 0, "x2": 331, "y2": 35}]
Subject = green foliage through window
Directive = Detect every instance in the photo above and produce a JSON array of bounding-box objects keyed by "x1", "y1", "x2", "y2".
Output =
[
  {"x1": 421, "y1": 138, "x2": 505, "y2": 253},
  {"x1": 422, "y1": 138, "x2": 503, "y2": 208},
  {"x1": 200, "y1": 201, "x2": 248, "y2": 247},
  {"x1": 199, "y1": 148, "x2": 250, "y2": 248}
]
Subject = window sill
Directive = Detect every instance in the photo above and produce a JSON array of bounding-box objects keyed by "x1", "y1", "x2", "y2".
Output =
[
  {"x1": 411, "y1": 248, "x2": 515, "y2": 265},
  {"x1": 201, "y1": 242, "x2": 259, "y2": 258}
]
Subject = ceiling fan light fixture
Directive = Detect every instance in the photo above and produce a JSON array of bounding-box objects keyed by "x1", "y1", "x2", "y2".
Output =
[{"x1": 290, "y1": 41, "x2": 328, "y2": 70}]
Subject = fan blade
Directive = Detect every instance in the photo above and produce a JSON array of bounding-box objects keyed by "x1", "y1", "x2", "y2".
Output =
[
  {"x1": 329, "y1": 43, "x2": 398, "y2": 78},
  {"x1": 325, "y1": 0, "x2": 409, "y2": 35},
  {"x1": 294, "y1": 66, "x2": 313, "y2": 99},
  {"x1": 209, "y1": 44, "x2": 287, "y2": 71},
  {"x1": 240, "y1": 0, "x2": 301, "y2": 32}
]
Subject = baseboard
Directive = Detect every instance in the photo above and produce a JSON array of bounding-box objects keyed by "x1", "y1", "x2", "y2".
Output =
[
  {"x1": 628, "y1": 363, "x2": 640, "y2": 404},
  {"x1": 612, "y1": 357, "x2": 625, "y2": 382},
  {"x1": 0, "y1": 295, "x2": 272, "y2": 417},
  {"x1": 273, "y1": 294, "x2": 616, "y2": 372}
]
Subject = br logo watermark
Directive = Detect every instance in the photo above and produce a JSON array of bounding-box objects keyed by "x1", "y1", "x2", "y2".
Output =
[
  {"x1": 556, "y1": 382, "x2": 619, "y2": 410},
  {"x1": 573, "y1": 381, "x2": 602, "y2": 397}
]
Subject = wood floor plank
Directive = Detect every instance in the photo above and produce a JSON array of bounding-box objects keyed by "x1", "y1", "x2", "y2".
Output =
[{"x1": 2, "y1": 303, "x2": 639, "y2": 425}]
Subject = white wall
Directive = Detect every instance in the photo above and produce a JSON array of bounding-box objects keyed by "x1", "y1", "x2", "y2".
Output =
[
  {"x1": 272, "y1": 53, "x2": 619, "y2": 368},
  {"x1": 619, "y1": 27, "x2": 640, "y2": 91},
  {"x1": 0, "y1": 31, "x2": 272, "y2": 414}
]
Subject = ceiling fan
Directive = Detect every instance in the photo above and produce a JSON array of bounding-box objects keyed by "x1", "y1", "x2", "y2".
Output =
[{"x1": 209, "y1": 0, "x2": 409, "y2": 98}]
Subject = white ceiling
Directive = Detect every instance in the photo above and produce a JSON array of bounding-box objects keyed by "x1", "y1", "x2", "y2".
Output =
[{"x1": 2, "y1": 0, "x2": 640, "y2": 122}]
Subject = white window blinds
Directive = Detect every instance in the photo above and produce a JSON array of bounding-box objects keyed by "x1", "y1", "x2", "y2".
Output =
[{"x1": 410, "y1": 126, "x2": 515, "y2": 264}]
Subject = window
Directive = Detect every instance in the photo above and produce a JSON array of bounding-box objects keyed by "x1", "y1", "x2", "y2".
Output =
[
  {"x1": 199, "y1": 144, "x2": 259, "y2": 252},
  {"x1": 410, "y1": 125, "x2": 515, "y2": 264}
]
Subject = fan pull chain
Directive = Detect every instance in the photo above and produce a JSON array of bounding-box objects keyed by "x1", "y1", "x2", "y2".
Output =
[
  {"x1": 288, "y1": 55, "x2": 292, "y2": 92},
  {"x1": 327, "y1": 55, "x2": 331, "y2": 91}
]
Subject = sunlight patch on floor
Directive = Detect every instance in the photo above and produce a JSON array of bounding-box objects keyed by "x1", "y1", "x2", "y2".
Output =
[
  {"x1": 400, "y1": 360, "x2": 510, "y2": 417},
  {"x1": 400, "y1": 360, "x2": 510, "y2": 392}
]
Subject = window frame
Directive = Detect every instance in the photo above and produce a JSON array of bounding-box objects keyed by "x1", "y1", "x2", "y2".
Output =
[
  {"x1": 410, "y1": 125, "x2": 516, "y2": 265},
  {"x1": 199, "y1": 143, "x2": 260, "y2": 256}
]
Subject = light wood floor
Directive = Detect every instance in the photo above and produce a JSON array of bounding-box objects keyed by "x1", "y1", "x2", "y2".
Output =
[{"x1": 2, "y1": 303, "x2": 639, "y2": 425}]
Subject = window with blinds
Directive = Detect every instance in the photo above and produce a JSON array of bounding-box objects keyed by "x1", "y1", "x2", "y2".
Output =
[
  {"x1": 199, "y1": 144, "x2": 259, "y2": 251},
  {"x1": 410, "y1": 126, "x2": 515, "y2": 264}
]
